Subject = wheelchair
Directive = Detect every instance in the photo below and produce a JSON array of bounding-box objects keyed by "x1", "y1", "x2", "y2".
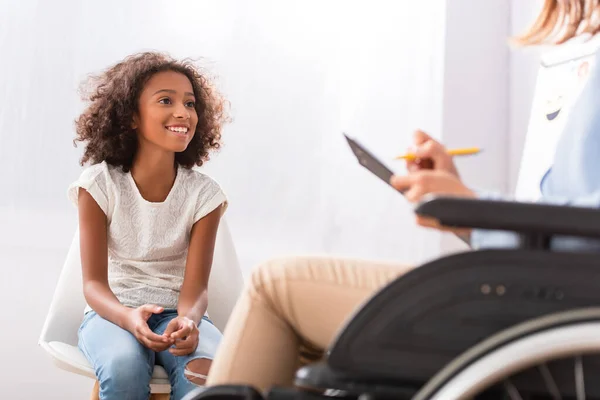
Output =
[{"x1": 193, "y1": 196, "x2": 600, "y2": 400}]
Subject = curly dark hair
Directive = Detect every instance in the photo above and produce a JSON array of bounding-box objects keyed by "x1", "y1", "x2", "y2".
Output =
[{"x1": 74, "y1": 52, "x2": 229, "y2": 171}]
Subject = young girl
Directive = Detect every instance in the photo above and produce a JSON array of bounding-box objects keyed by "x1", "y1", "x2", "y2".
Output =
[{"x1": 68, "y1": 52, "x2": 229, "y2": 400}]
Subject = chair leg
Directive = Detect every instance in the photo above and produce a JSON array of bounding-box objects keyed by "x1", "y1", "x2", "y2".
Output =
[{"x1": 90, "y1": 381, "x2": 100, "y2": 400}]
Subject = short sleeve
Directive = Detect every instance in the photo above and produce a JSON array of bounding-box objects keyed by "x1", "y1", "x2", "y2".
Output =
[
  {"x1": 67, "y1": 163, "x2": 110, "y2": 216},
  {"x1": 193, "y1": 177, "x2": 228, "y2": 223}
]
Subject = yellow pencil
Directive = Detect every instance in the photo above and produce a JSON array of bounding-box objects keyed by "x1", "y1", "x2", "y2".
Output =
[{"x1": 394, "y1": 147, "x2": 482, "y2": 161}]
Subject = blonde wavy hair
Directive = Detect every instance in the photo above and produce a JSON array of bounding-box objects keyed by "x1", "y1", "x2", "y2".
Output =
[{"x1": 514, "y1": 0, "x2": 600, "y2": 46}]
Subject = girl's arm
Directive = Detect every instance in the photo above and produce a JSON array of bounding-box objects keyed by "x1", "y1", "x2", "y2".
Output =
[
  {"x1": 177, "y1": 205, "x2": 223, "y2": 325},
  {"x1": 79, "y1": 188, "x2": 170, "y2": 352},
  {"x1": 78, "y1": 188, "x2": 131, "y2": 327}
]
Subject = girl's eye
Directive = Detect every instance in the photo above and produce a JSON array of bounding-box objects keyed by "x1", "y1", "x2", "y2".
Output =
[
  {"x1": 159, "y1": 98, "x2": 172, "y2": 105},
  {"x1": 185, "y1": 101, "x2": 196, "y2": 108}
]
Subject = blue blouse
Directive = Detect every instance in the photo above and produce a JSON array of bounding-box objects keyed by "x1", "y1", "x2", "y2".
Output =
[{"x1": 471, "y1": 51, "x2": 600, "y2": 252}]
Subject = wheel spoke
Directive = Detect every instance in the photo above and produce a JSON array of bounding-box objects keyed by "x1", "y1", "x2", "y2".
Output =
[
  {"x1": 504, "y1": 379, "x2": 524, "y2": 400},
  {"x1": 575, "y1": 355, "x2": 586, "y2": 400},
  {"x1": 538, "y1": 363, "x2": 562, "y2": 400}
]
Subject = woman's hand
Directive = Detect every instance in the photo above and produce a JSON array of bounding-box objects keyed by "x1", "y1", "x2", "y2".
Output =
[
  {"x1": 406, "y1": 130, "x2": 460, "y2": 177},
  {"x1": 163, "y1": 316, "x2": 199, "y2": 356},
  {"x1": 391, "y1": 169, "x2": 475, "y2": 235},
  {"x1": 124, "y1": 304, "x2": 173, "y2": 352},
  {"x1": 391, "y1": 170, "x2": 474, "y2": 203}
]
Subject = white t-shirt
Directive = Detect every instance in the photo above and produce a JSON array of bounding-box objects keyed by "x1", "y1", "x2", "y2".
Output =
[{"x1": 68, "y1": 161, "x2": 228, "y2": 311}]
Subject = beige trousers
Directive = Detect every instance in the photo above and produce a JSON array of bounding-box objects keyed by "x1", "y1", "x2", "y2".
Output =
[{"x1": 206, "y1": 255, "x2": 412, "y2": 391}]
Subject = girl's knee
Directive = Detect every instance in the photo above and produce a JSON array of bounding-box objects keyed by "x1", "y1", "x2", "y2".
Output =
[
  {"x1": 184, "y1": 358, "x2": 212, "y2": 385},
  {"x1": 99, "y1": 351, "x2": 151, "y2": 387},
  {"x1": 98, "y1": 359, "x2": 151, "y2": 399}
]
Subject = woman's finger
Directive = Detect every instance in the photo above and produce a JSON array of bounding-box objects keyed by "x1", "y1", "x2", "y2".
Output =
[
  {"x1": 413, "y1": 130, "x2": 432, "y2": 145},
  {"x1": 416, "y1": 140, "x2": 443, "y2": 159},
  {"x1": 404, "y1": 185, "x2": 426, "y2": 203},
  {"x1": 390, "y1": 174, "x2": 414, "y2": 192},
  {"x1": 406, "y1": 160, "x2": 420, "y2": 173},
  {"x1": 416, "y1": 215, "x2": 472, "y2": 236},
  {"x1": 417, "y1": 141, "x2": 450, "y2": 170},
  {"x1": 416, "y1": 215, "x2": 442, "y2": 229}
]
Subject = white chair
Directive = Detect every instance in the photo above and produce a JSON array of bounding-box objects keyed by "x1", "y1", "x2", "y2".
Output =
[{"x1": 38, "y1": 217, "x2": 245, "y2": 399}]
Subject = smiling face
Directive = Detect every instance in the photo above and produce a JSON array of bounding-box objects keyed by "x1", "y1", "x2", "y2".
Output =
[
  {"x1": 133, "y1": 70, "x2": 198, "y2": 153},
  {"x1": 545, "y1": 95, "x2": 563, "y2": 121}
]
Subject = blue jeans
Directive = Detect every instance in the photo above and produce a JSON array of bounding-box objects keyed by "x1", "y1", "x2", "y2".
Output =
[{"x1": 78, "y1": 310, "x2": 222, "y2": 400}]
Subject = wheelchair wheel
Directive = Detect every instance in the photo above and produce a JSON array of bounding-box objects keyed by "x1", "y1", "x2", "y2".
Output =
[{"x1": 414, "y1": 307, "x2": 600, "y2": 400}]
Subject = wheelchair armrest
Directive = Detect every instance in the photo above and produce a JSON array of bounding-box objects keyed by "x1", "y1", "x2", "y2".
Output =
[{"x1": 415, "y1": 196, "x2": 600, "y2": 241}]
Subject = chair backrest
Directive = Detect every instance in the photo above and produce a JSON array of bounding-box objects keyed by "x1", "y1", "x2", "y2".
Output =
[{"x1": 39, "y1": 217, "x2": 244, "y2": 347}]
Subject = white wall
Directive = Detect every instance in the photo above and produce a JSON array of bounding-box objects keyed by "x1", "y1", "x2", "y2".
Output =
[
  {"x1": 439, "y1": 0, "x2": 511, "y2": 252},
  {"x1": 441, "y1": 0, "x2": 545, "y2": 200},
  {"x1": 0, "y1": 1, "x2": 516, "y2": 398},
  {"x1": 508, "y1": 0, "x2": 545, "y2": 191}
]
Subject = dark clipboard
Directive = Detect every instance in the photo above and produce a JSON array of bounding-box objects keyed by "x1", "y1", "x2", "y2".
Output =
[{"x1": 343, "y1": 133, "x2": 404, "y2": 194}]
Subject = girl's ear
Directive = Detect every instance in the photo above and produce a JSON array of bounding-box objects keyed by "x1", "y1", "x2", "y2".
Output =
[{"x1": 131, "y1": 113, "x2": 139, "y2": 130}]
